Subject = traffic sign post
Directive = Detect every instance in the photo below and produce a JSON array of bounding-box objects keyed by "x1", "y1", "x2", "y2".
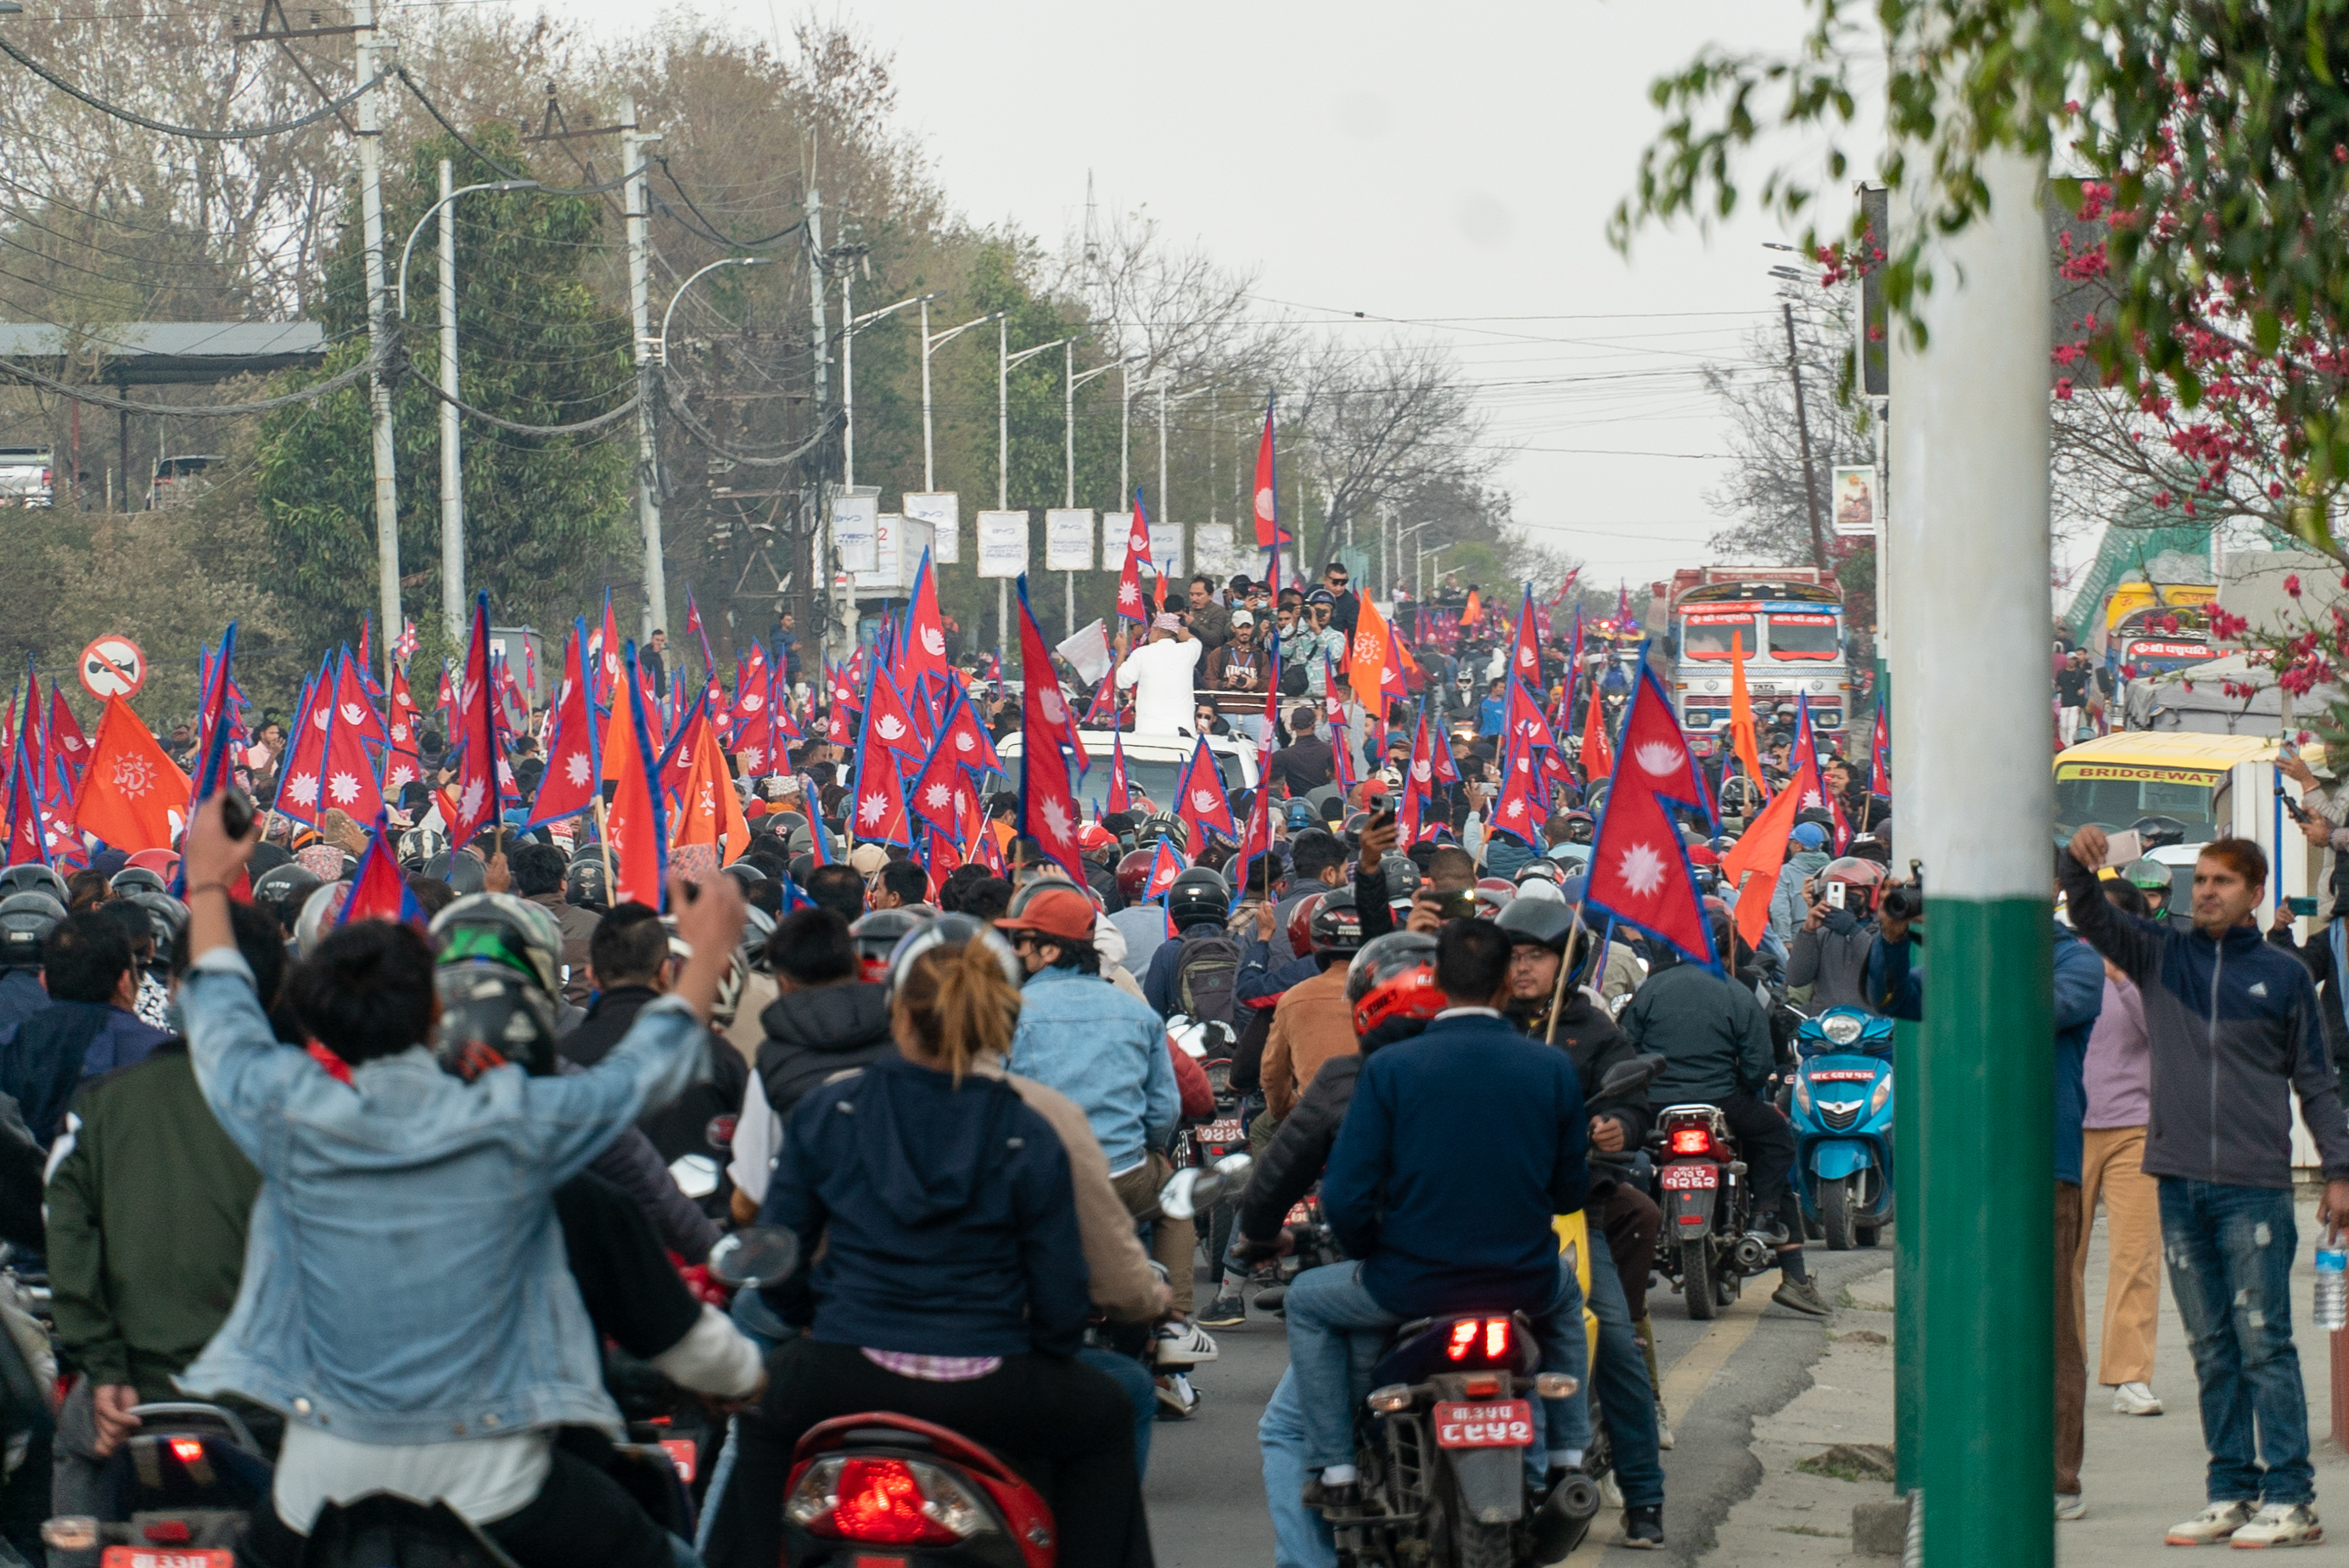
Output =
[{"x1": 78, "y1": 636, "x2": 146, "y2": 702}]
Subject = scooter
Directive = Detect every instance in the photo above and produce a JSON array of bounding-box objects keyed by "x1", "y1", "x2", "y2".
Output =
[{"x1": 1787, "y1": 1006, "x2": 1895, "y2": 1251}]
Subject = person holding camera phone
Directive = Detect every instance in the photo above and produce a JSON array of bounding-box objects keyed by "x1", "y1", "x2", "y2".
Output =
[{"x1": 1788, "y1": 859, "x2": 1887, "y2": 1013}]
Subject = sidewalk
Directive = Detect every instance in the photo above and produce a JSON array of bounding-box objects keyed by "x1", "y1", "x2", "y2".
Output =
[{"x1": 1690, "y1": 1196, "x2": 2346, "y2": 1564}]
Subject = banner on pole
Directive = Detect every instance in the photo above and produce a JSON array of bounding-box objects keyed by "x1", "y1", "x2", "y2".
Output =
[
  {"x1": 1044, "y1": 509, "x2": 1096, "y2": 572},
  {"x1": 1831, "y1": 467, "x2": 1880, "y2": 536},
  {"x1": 832, "y1": 490, "x2": 881, "y2": 574},
  {"x1": 1146, "y1": 523, "x2": 1185, "y2": 581},
  {"x1": 975, "y1": 511, "x2": 1030, "y2": 579},
  {"x1": 903, "y1": 491, "x2": 960, "y2": 564},
  {"x1": 1193, "y1": 524, "x2": 1236, "y2": 581},
  {"x1": 1101, "y1": 512, "x2": 1133, "y2": 572}
]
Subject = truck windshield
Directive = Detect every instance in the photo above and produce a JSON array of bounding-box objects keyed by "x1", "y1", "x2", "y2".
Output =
[
  {"x1": 2052, "y1": 771, "x2": 2219, "y2": 839},
  {"x1": 1679, "y1": 615, "x2": 1755, "y2": 659},
  {"x1": 1767, "y1": 613, "x2": 1841, "y2": 659}
]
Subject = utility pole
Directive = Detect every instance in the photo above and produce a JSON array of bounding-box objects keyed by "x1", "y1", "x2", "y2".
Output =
[
  {"x1": 806, "y1": 188, "x2": 836, "y2": 666},
  {"x1": 437, "y1": 158, "x2": 464, "y2": 647},
  {"x1": 1886, "y1": 147, "x2": 2053, "y2": 1566},
  {"x1": 841, "y1": 261, "x2": 855, "y2": 488},
  {"x1": 1785, "y1": 302, "x2": 1830, "y2": 575},
  {"x1": 352, "y1": 0, "x2": 400, "y2": 689},
  {"x1": 621, "y1": 99, "x2": 666, "y2": 642}
]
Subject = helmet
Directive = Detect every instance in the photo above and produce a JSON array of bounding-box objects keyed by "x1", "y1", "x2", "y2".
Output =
[
  {"x1": 1558, "y1": 809, "x2": 1597, "y2": 846},
  {"x1": 1135, "y1": 813, "x2": 1188, "y2": 853},
  {"x1": 1307, "y1": 886, "x2": 1365, "y2": 957},
  {"x1": 252, "y1": 864, "x2": 324, "y2": 929},
  {"x1": 2122, "y1": 858, "x2": 2173, "y2": 896},
  {"x1": 108, "y1": 866, "x2": 169, "y2": 897},
  {"x1": 1287, "y1": 890, "x2": 1326, "y2": 958},
  {"x1": 0, "y1": 891, "x2": 64, "y2": 969},
  {"x1": 849, "y1": 909, "x2": 933, "y2": 984},
  {"x1": 1514, "y1": 877, "x2": 1567, "y2": 904},
  {"x1": 429, "y1": 893, "x2": 566, "y2": 1002},
  {"x1": 721, "y1": 861, "x2": 771, "y2": 898},
  {"x1": 424, "y1": 849, "x2": 486, "y2": 896},
  {"x1": 294, "y1": 882, "x2": 352, "y2": 957},
  {"x1": 1819, "y1": 856, "x2": 1888, "y2": 912},
  {"x1": 1283, "y1": 798, "x2": 1318, "y2": 833},
  {"x1": 126, "y1": 848, "x2": 181, "y2": 881},
  {"x1": 564, "y1": 858, "x2": 611, "y2": 911},
  {"x1": 398, "y1": 826, "x2": 446, "y2": 870},
  {"x1": 1378, "y1": 853, "x2": 1422, "y2": 900},
  {"x1": 568, "y1": 839, "x2": 606, "y2": 865},
  {"x1": 1718, "y1": 775, "x2": 1762, "y2": 815},
  {"x1": 1115, "y1": 849, "x2": 1156, "y2": 905},
  {"x1": 1346, "y1": 931, "x2": 1444, "y2": 1044},
  {"x1": 1475, "y1": 876, "x2": 1516, "y2": 904},
  {"x1": 121, "y1": 890, "x2": 188, "y2": 954},
  {"x1": 882, "y1": 911, "x2": 1021, "y2": 1000},
  {"x1": 1495, "y1": 895, "x2": 1577, "y2": 952},
  {"x1": 1165, "y1": 866, "x2": 1230, "y2": 931},
  {"x1": 739, "y1": 904, "x2": 776, "y2": 977},
  {"x1": 0, "y1": 865, "x2": 67, "y2": 905},
  {"x1": 1513, "y1": 859, "x2": 1565, "y2": 888}
]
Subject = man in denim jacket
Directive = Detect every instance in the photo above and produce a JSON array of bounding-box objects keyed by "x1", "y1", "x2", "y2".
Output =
[{"x1": 171, "y1": 793, "x2": 748, "y2": 1568}]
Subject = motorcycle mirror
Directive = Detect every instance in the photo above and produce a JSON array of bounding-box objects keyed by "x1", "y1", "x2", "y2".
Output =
[
  {"x1": 707, "y1": 1227, "x2": 800, "y2": 1289},
  {"x1": 1158, "y1": 1166, "x2": 1206, "y2": 1220},
  {"x1": 1595, "y1": 1052, "x2": 1666, "y2": 1102}
]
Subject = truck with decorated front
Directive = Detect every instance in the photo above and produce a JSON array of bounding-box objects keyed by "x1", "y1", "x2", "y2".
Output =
[{"x1": 1659, "y1": 565, "x2": 1851, "y2": 759}]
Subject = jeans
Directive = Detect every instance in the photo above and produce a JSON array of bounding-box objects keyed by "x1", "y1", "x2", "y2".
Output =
[
  {"x1": 1259, "y1": 1367, "x2": 1339, "y2": 1568},
  {"x1": 2157, "y1": 1179, "x2": 2314, "y2": 1506},
  {"x1": 2055, "y1": 1182, "x2": 2086, "y2": 1495},
  {"x1": 1283, "y1": 1259, "x2": 1587, "y2": 1473},
  {"x1": 1080, "y1": 1346, "x2": 1158, "y2": 1476},
  {"x1": 1714, "y1": 1089, "x2": 1798, "y2": 1225},
  {"x1": 1581, "y1": 1236, "x2": 1665, "y2": 1509}
]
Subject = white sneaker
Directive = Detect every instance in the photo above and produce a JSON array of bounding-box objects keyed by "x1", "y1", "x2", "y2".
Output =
[
  {"x1": 2167, "y1": 1501, "x2": 2254, "y2": 1546},
  {"x1": 2113, "y1": 1380, "x2": 2165, "y2": 1416},
  {"x1": 2058, "y1": 1494, "x2": 2087, "y2": 1521},
  {"x1": 1654, "y1": 1400, "x2": 1675, "y2": 1451},
  {"x1": 2229, "y1": 1503, "x2": 2323, "y2": 1548},
  {"x1": 1153, "y1": 1319, "x2": 1219, "y2": 1365}
]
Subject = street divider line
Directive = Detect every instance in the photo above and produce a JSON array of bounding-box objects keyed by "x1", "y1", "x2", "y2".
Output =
[{"x1": 1555, "y1": 1291, "x2": 1769, "y2": 1566}]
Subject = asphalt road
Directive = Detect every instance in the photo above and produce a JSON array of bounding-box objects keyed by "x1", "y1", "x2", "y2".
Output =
[{"x1": 1145, "y1": 1243, "x2": 1895, "y2": 1567}]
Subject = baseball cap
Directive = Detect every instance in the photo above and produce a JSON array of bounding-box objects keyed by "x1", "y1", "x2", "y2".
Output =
[
  {"x1": 849, "y1": 843, "x2": 891, "y2": 876},
  {"x1": 1306, "y1": 588, "x2": 1336, "y2": 606},
  {"x1": 1231, "y1": 609, "x2": 1255, "y2": 628},
  {"x1": 995, "y1": 884, "x2": 1096, "y2": 943},
  {"x1": 1791, "y1": 822, "x2": 1828, "y2": 849}
]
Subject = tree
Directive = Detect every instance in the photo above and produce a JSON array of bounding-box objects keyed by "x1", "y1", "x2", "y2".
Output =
[
  {"x1": 251, "y1": 126, "x2": 635, "y2": 662},
  {"x1": 1702, "y1": 286, "x2": 1873, "y2": 565},
  {"x1": 1289, "y1": 338, "x2": 1500, "y2": 579}
]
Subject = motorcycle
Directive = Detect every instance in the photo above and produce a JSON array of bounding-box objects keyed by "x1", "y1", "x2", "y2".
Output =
[
  {"x1": 709, "y1": 1229, "x2": 1064, "y2": 1567},
  {"x1": 1646, "y1": 1105, "x2": 1772, "y2": 1323},
  {"x1": 1787, "y1": 1006, "x2": 1895, "y2": 1251}
]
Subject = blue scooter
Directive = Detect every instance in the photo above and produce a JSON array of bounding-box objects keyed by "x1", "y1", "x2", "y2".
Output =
[{"x1": 1788, "y1": 1006, "x2": 1895, "y2": 1250}]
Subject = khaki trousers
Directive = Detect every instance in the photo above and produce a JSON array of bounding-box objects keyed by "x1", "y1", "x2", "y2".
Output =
[
  {"x1": 1112, "y1": 1152, "x2": 1196, "y2": 1316},
  {"x1": 2077, "y1": 1123, "x2": 2161, "y2": 1386}
]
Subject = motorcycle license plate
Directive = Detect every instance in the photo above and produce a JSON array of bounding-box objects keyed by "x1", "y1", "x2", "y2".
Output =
[
  {"x1": 1200, "y1": 1118, "x2": 1247, "y2": 1145},
  {"x1": 1660, "y1": 1163, "x2": 1718, "y2": 1190},
  {"x1": 660, "y1": 1436, "x2": 698, "y2": 1482},
  {"x1": 102, "y1": 1553, "x2": 235, "y2": 1568},
  {"x1": 1433, "y1": 1399, "x2": 1535, "y2": 1448},
  {"x1": 1286, "y1": 1201, "x2": 1314, "y2": 1225}
]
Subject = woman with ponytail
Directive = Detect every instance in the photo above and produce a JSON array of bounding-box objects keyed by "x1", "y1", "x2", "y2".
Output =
[{"x1": 705, "y1": 917, "x2": 1155, "y2": 1568}]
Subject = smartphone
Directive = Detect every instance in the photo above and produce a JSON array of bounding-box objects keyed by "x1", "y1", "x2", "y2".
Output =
[
  {"x1": 1430, "y1": 888, "x2": 1478, "y2": 921},
  {"x1": 2290, "y1": 896, "x2": 2320, "y2": 917},
  {"x1": 1825, "y1": 881, "x2": 1847, "y2": 910}
]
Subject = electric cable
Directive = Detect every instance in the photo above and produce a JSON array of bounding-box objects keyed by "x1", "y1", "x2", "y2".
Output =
[
  {"x1": 651, "y1": 159, "x2": 804, "y2": 249},
  {"x1": 410, "y1": 370, "x2": 642, "y2": 435},
  {"x1": 659, "y1": 371, "x2": 835, "y2": 467},
  {"x1": 0, "y1": 36, "x2": 374, "y2": 140},
  {"x1": 0, "y1": 338, "x2": 381, "y2": 415},
  {"x1": 390, "y1": 69, "x2": 633, "y2": 198}
]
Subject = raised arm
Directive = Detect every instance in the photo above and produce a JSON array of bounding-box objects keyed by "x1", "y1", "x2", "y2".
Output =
[{"x1": 2060, "y1": 829, "x2": 2166, "y2": 985}]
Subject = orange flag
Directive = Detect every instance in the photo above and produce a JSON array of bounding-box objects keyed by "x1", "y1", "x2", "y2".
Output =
[
  {"x1": 1729, "y1": 630, "x2": 1769, "y2": 807},
  {"x1": 670, "y1": 712, "x2": 750, "y2": 865},
  {"x1": 1720, "y1": 745, "x2": 1822, "y2": 949},
  {"x1": 602, "y1": 644, "x2": 670, "y2": 908},
  {"x1": 1577, "y1": 675, "x2": 1613, "y2": 783},
  {"x1": 1347, "y1": 595, "x2": 1393, "y2": 713},
  {"x1": 73, "y1": 698, "x2": 191, "y2": 852}
]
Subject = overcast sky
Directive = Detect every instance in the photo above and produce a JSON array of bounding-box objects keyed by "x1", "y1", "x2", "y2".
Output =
[{"x1": 568, "y1": 0, "x2": 1869, "y2": 594}]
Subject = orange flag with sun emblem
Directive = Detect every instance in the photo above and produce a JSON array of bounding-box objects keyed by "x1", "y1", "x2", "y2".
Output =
[{"x1": 73, "y1": 698, "x2": 191, "y2": 851}]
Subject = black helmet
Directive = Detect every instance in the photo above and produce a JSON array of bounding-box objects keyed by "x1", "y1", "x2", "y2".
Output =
[
  {"x1": 251, "y1": 864, "x2": 325, "y2": 932},
  {"x1": 849, "y1": 908, "x2": 932, "y2": 984},
  {"x1": 1307, "y1": 886, "x2": 1365, "y2": 957},
  {"x1": 568, "y1": 839, "x2": 605, "y2": 865},
  {"x1": 0, "y1": 865, "x2": 67, "y2": 905},
  {"x1": 1165, "y1": 866, "x2": 1231, "y2": 931},
  {"x1": 563, "y1": 858, "x2": 610, "y2": 911},
  {"x1": 1376, "y1": 852, "x2": 1422, "y2": 901},
  {"x1": 397, "y1": 826, "x2": 446, "y2": 870},
  {"x1": 424, "y1": 849, "x2": 486, "y2": 895},
  {"x1": 1494, "y1": 896, "x2": 1576, "y2": 953},
  {"x1": 121, "y1": 889, "x2": 189, "y2": 954},
  {"x1": 108, "y1": 866, "x2": 168, "y2": 897},
  {"x1": 427, "y1": 893, "x2": 567, "y2": 1080},
  {"x1": 0, "y1": 891, "x2": 64, "y2": 969}
]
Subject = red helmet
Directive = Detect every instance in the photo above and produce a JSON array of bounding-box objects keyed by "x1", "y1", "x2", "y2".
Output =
[
  {"x1": 1287, "y1": 890, "x2": 1326, "y2": 958},
  {"x1": 1347, "y1": 932, "x2": 1444, "y2": 1039},
  {"x1": 1078, "y1": 821, "x2": 1115, "y2": 854},
  {"x1": 1819, "y1": 855, "x2": 1887, "y2": 913},
  {"x1": 127, "y1": 848, "x2": 181, "y2": 878},
  {"x1": 1116, "y1": 849, "x2": 1156, "y2": 904}
]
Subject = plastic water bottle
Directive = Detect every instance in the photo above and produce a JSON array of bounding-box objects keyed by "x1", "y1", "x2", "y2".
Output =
[{"x1": 2315, "y1": 1230, "x2": 2349, "y2": 1333}]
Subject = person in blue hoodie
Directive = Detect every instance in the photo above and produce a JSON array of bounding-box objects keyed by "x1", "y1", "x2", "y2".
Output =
[
  {"x1": 0, "y1": 909, "x2": 170, "y2": 1147},
  {"x1": 712, "y1": 920, "x2": 1150, "y2": 1568},
  {"x1": 1284, "y1": 918, "x2": 1590, "y2": 1513}
]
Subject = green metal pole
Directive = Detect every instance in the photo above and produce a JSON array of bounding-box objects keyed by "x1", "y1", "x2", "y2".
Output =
[
  {"x1": 1886, "y1": 143, "x2": 2055, "y2": 1565},
  {"x1": 1893, "y1": 1015, "x2": 1923, "y2": 1493}
]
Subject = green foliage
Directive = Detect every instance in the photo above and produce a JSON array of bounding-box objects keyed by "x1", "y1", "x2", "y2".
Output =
[
  {"x1": 1617, "y1": 2, "x2": 2349, "y2": 494},
  {"x1": 252, "y1": 126, "x2": 635, "y2": 660}
]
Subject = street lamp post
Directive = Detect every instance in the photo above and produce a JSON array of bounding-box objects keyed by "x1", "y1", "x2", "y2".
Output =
[
  {"x1": 1421, "y1": 542, "x2": 1455, "y2": 605},
  {"x1": 1065, "y1": 347, "x2": 1130, "y2": 636},
  {"x1": 841, "y1": 288, "x2": 933, "y2": 490},
  {"x1": 1399, "y1": 520, "x2": 1438, "y2": 610},
  {"x1": 395, "y1": 171, "x2": 539, "y2": 645},
  {"x1": 1154, "y1": 377, "x2": 1212, "y2": 592},
  {"x1": 921, "y1": 301, "x2": 998, "y2": 491},
  {"x1": 998, "y1": 321, "x2": 1068, "y2": 653}
]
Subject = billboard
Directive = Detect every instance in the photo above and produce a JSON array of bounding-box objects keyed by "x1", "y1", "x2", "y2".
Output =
[
  {"x1": 903, "y1": 491, "x2": 959, "y2": 564},
  {"x1": 975, "y1": 510, "x2": 1029, "y2": 579}
]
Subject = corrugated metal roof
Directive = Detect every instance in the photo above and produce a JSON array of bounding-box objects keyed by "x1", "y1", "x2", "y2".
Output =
[{"x1": 0, "y1": 321, "x2": 327, "y2": 384}]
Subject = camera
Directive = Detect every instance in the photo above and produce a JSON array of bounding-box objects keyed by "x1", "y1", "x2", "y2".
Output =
[{"x1": 1879, "y1": 860, "x2": 1926, "y2": 924}]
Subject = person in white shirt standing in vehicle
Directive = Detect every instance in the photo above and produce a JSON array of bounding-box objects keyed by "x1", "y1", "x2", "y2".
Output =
[{"x1": 1117, "y1": 613, "x2": 1203, "y2": 736}]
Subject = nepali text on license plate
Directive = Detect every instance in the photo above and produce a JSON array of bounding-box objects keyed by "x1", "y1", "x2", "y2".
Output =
[
  {"x1": 102, "y1": 1551, "x2": 235, "y2": 1568},
  {"x1": 1199, "y1": 1119, "x2": 1246, "y2": 1145},
  {"x1": 1433, "y1": 1399, "x2": 1535, "y2": 1448},
  {"x1": 1660, "y1": 1163, "x2": 1718, "y2": 1190},
  {"x1": 1286, "y1": 1201, "x2": 1313, "y2": 1225}
]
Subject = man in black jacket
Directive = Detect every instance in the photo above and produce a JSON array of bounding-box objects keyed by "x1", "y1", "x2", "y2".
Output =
[
  {"x1": 1267, "y1": 707, "x2": 1337, "y2": 798},
  {"x1": 726, "y1": 909, "x2": 894, "y2": 1224}
]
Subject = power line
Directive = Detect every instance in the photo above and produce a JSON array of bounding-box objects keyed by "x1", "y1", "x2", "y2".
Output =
[
  {"x1": 0, "y1": 34, "x2": 373, "y2": 141},
  {"x1": 0, "y1": 337, "x2": 382, "y2": 415}
]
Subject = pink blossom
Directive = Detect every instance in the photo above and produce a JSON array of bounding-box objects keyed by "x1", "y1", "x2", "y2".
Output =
[{"x1": 2288, "y1": 574, "x2": 2303, "y2": 597}]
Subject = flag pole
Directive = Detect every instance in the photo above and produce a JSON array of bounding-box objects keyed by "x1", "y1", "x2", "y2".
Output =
[
  {"x1": 1544, "y1": 902, "x2": 1585, "y2": 1046},
  {"x1": 594, "y1": 793, "x2": 616, "y2": 902}
]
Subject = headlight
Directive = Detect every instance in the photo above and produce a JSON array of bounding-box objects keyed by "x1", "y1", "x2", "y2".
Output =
[
  {"x1": 1822, "y1": 1013, "x2": 1864, "y2": 1045},
  {"x1": 1793, "y1": 1074, "x2": 1812, "y2": 1113},
  {"x1": 1870, "y1": 1076, "x2": 1892, "y2": 1116}
]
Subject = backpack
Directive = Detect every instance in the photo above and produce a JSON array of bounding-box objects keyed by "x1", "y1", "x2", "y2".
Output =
[
  {"x1": 1173, "y1": 930, "x2": 1243, "y2": 1029},
  {"x1": 1280, "y1": 660, "x2": 1310, "y2": 697}
]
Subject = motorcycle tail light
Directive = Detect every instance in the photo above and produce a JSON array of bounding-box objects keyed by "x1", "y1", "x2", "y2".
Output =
[
  {"x1": 1368, "y1": 1384, "x2": 1413, "y2": 1414},
  {"x1": 1462, "y1": 1374, "x2": 1504, "y2": 1398},
  {"x1": 1484, "y1": 1317, "x2": 1511, "y2": 1358},
  {"x1": 1670, "y1": 1127, "x2": 1713, "y2": 1156},
  {"x1": 1446, "y1": 1320, "x2": 1477, "y2": 1360},
  {"x1": 788, "y1": 1455, "x2": 992, "y2": 1545},
  {"x1": 167, "y1": 1438, "x2": 205, "y2": 1464}
]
